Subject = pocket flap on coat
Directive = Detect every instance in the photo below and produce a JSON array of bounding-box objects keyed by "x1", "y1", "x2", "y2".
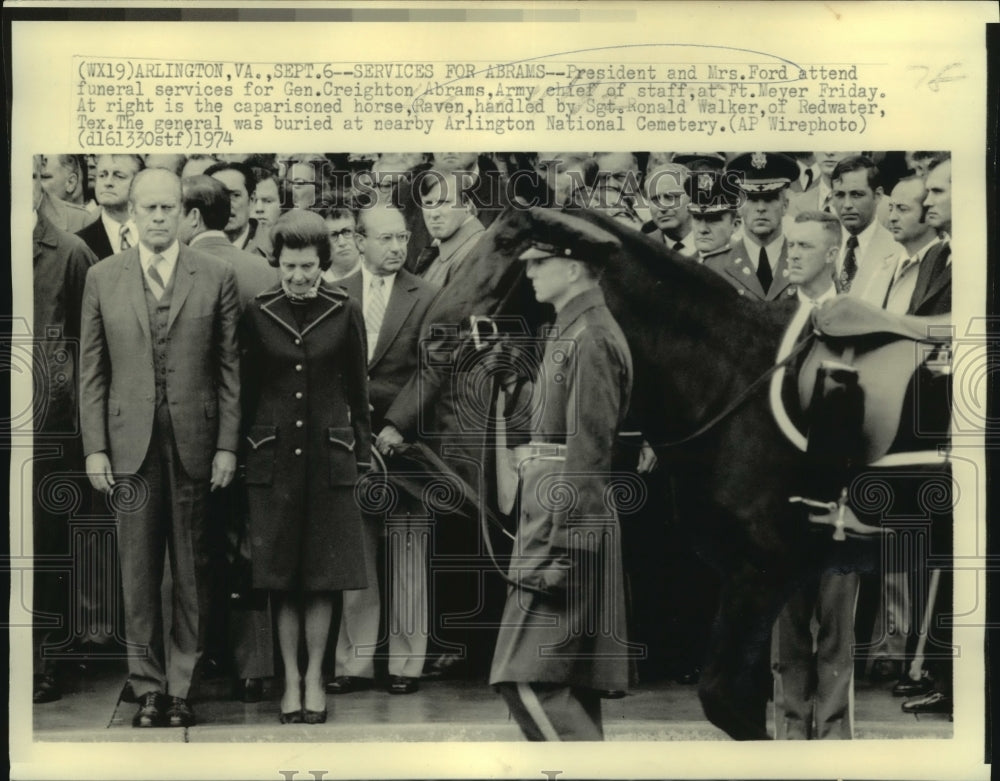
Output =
[
  {"x1": 328, "y1": 427, "x2": 356, "y2": 452},
  {"x1": 246, "y1": 426, "x2": 277, "y2": 450}
]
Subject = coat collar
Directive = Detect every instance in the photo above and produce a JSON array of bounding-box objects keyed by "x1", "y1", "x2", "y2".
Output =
[
  {"x1": 257, "y1": 283, "x2": 347, "y2": 338},
  {"x1": 554, "y1": 286, "x2": 607, "y2": 332},
  {"x1": 33, "y1": 210, "x2": 59, "y2": 256}
]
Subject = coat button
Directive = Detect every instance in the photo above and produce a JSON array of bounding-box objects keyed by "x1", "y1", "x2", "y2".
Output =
[
  {"x1": 295, "y1": 338, "x2": 301, "y2": 345},
  {"x1": 295, "y1": 391, "x2": 303, "y2": 399},
  {"x1": 295, "y1": 420, "x2": 303, "y2": 428},
  {"x1": 294, "y1": 448, "x2": 302, "y2": 456},
  {"x1": 738, "y1": 289, "x2": 745, "y2": 296},
  {"x1": 295, "y1": 364, "x2": 303, "y2": 371}
]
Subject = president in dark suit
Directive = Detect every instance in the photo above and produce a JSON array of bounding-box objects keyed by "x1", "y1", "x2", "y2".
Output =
[
  {"x1": 330, "y1": 203, "x2": 440, "y2": 695},
  {"x1": 79, "y1": 168, "x2": 241, "y2": 728}
]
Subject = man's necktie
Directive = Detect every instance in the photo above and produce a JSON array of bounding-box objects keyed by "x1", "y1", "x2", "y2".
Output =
[
  {"x1": 414, "y1": 244, "x2": 440, "y2": 277},
  {"x1": 839, "y1": 235, "x2": 859, "y2": 292},
  {"x1": 802, "y1": 168, "x2": 814, "y2": 192},
  {"x1": 757, "y1": 246, "x2": 773, "y2": 293},
  {"x1": 119, "y1": 224, "x2": 132, "y2": 251},
  {"x1": 672, "y1": 240, "x2": 685, "y2": 253},
  {"x1": 147, "y1": 254, "x2": 166, "y2": 300},
  {"x1": 822, "y1": 193, "x2": 832, "y2": 213},
  {"x1": 364, "y1": 276, "x2": 387, "y2": 360}
]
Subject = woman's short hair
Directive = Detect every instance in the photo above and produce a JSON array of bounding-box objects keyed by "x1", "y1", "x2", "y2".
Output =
[{"x1": 269, "y1": 208, "x2": 333, "y2": 270}]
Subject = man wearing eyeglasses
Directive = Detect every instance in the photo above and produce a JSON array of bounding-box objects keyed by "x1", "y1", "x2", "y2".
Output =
[
  {"x1": 322, "y1": 206, "x2": 364, "y2": 282},
  {"x1": 331, "y1": 203, "x2": 439, "y2": 696}
]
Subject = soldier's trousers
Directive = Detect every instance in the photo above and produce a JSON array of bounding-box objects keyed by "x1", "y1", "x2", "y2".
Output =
[{"x1": 497, "y1": 681, "x2": 603, "y2": 741}]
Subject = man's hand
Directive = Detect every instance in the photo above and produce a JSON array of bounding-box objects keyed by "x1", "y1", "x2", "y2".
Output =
[
  {"x1": 211, "y1": 450, "x2": 237, "y2": 491},
  {"x1": 85, "y1": 452, "x2": 115, "y2": 493},
  {"x1": 375, "y1": 424, "x2": 404, "y2": 455},
  {"x1": 636, "y1": 439, "x2": 658, "y2": 474}
]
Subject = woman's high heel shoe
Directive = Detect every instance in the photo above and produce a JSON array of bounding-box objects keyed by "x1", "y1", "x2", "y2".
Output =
[
  {"x1": 302, "y1": 707, "x2": 327, "y2": 724},
  {"x1": 279, "y1": 709, "x2": 304, "y2": 724}
]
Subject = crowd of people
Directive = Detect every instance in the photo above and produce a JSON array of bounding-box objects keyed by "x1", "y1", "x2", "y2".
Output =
[{"x1": 30, "y1": 148, "x2": 953, "y2": 739}]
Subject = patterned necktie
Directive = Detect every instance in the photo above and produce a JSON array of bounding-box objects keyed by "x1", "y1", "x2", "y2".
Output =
[
  {"x1": 364, "y1": 276, "x2": 388, "y2": 360},
  {"x1": 840, "y1": 235, "x2": 859, "y2": 292},
  {"x1": 119, "y1": 224, "x2": 132, "y2": 251},
  {"x1": 757, "y1": 246, "x2": 773, "y2": 293},
  {"x1": 146, "y1": 254, "x2": 166, "y2": 300},
  {"x1": 414, "y1": 244, "x2": 440, "y2": 277}
]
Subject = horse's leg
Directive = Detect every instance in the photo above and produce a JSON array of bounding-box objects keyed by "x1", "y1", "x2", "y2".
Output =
[{"x1": 698, "y1": 562, "x2": 787, "y2": 740}]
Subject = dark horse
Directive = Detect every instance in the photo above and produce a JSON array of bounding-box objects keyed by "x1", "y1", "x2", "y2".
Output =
[{"x1": 412, "y1": 205, "x2": 873, "y2": 740}]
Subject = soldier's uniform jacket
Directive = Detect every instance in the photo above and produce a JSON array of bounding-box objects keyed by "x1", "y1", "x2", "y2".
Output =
[
  {"x1": 490, "y1": 286, "x2": 634, "y2": 691},
  {"x1": 703, "y1": 239, "x2": 798, "y2": 302}
]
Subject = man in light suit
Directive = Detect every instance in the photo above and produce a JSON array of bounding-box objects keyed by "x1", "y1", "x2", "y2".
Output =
[
  {"x1": 79, "y1": 168, "x2": 241, "y2": 728},
  {"x1": 704, "y1": 152, "x2": 800, "y2": 302},
  {"x1": 329, "y1": 203, "x2": 440, "y2": 696},
  {"x1": 829, "y1": 155, "x2": 903, "y2": 305}
]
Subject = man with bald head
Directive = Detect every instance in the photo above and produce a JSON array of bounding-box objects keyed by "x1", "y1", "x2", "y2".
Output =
[{"x1": 79, "y1": 167, "x2": 241, "y2": 728}]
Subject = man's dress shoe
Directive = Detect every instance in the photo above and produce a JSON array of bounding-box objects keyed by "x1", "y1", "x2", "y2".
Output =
[
  {"x1": 132, "y1": 692, "x2": 164, "y2": 728},
  {"x1": 387, "y1": 675, "x2": 419, "y2": 694},
  {"x1": 165, "y1": 695, "x2": 196, "y2": 727},
  {"x1": 892, "y1": 674, "x2": 934, "y2": 698},
  {"x1": 902, "y1": 691, "x2": 952, "y2": 715}
]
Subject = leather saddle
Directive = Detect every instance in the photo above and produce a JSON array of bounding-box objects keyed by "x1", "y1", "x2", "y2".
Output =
[{"x1": 794, "y1": 297, "x2": 952, "y2": 464}]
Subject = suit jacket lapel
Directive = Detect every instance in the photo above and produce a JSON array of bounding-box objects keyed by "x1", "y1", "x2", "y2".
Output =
[
  {"x1": 167, "y1": 246, "x2": 196, "y2": 332},
  {"x1": 370, "y1": 277, "x2": 418, "y2": 368},
  {"x1": 766, "y1": 243, "x2": 793, "y2": 300},
  {"x1": 918, "y1": 243, "x2": 951, "y2": 306},
  {"x1": 123, "y1": 249, "x2": 152, "y2": 343}
]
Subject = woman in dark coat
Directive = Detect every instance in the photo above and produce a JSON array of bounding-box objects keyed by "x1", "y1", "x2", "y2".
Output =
[{"x1": 240, "y1": 209, "x2": 371, "y2": 723}]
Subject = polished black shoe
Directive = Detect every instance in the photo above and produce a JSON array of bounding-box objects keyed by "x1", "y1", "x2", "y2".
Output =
[
  {"x1": 893, "y1": 673, "x2": 934, "y2": 698},
  {"x1": 165, "y1": 695, "x2": 196, "y2": 727},
  {"x1": 279, "y1": 709, "x2": 303, "y2": 724},
  {"x1": 326, "y1": 675, "x2": 374, "y2": 695},
  {"x1": 33, "y1": 673, "x2": 62, "y2": 704},
  {"x1": 902, "y1": 691, "x2": 952, "y2": 715},
  {"x1": 132, "y1": 692, "x2": 165, "y2": 728},
  {"x1": 234, "y1": 678, "x2": 263, "y2": 703},
  {"x1": 387, "y1": 675, "x2": 419, "y2": 694}
]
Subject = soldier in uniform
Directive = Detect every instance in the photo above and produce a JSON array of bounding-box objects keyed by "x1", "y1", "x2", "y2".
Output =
[
  {"x1": 704, "y1": 152, "x2": 800, "y2": 302},
  {"x1": 490, "y1": 209, "x2": 634, "y2": 741},
  {"x1": 684, "y1": 170, "x2": 741, "y2": 264}
]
